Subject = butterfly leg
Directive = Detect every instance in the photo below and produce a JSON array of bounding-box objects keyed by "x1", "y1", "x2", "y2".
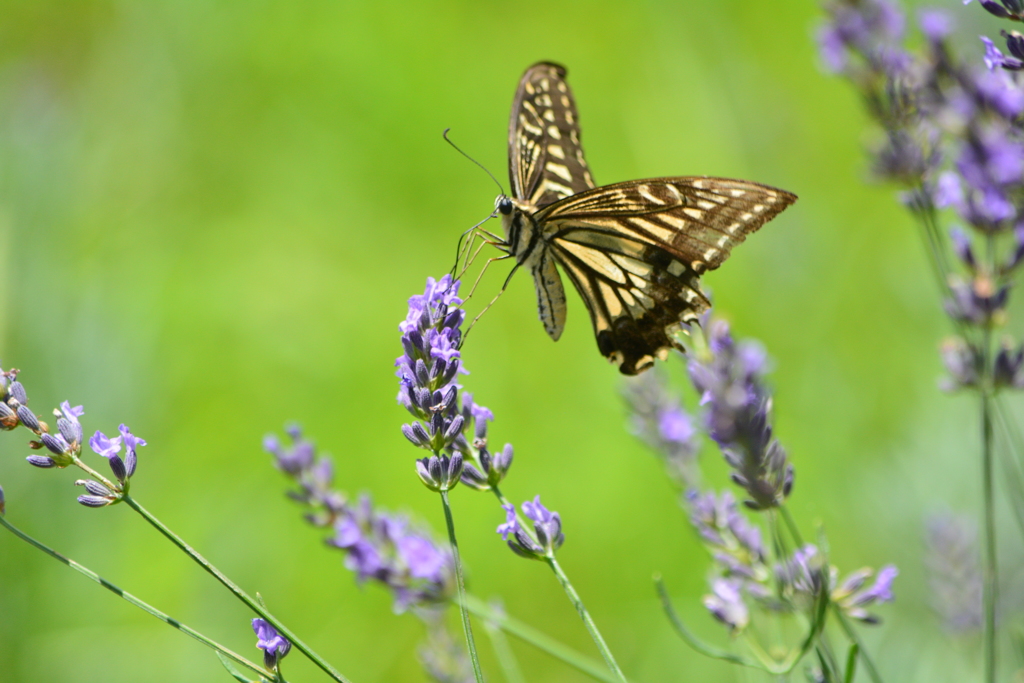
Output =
[
  {"x1": 457, "y1": 234, "x2": 507, "y2": 283},
  {"x1": 450, "y1": 213, "x2": 504, "y2": 278},
  {"x1": 453, "y1": 230, "x2": 487, "y2": 280},
  {"x1": 461, "y1": 260, "x2": 519, "y2": 344}
]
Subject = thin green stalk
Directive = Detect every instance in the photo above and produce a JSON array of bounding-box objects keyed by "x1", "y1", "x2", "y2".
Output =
[
  {"x1": 981, "y1": 230, "x2": 998, "y2": 683},
  {"x1": 0, "y1": 514, "x2": 270, "y2": 679},
  {"x1": 439, "y1": 489, "x2": 484, "y2": 683},
  {"x1": 545, "y1": 556, "x2": 628, "y2": 683},
  {"x1": 478, "y1": 603, "x2": 525, "y2": 683},
  {"x1": 121, "y1": 495, "x2": 351, "y2": 683},
  {"x1": 833, "y1": 608, "x2": 883, "y2": 683},
  {"x1": 462, "y1": 594, "x2": 619, "y2": 683},
  {"x1": 993, "y1": 397, "x2": 1024, "y2": 537},
  {"x1": 981, "y1": 387, "x2": 998, "y2": 683}
]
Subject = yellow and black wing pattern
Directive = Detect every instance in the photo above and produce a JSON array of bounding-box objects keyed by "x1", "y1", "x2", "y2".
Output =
[
  {"x1": 508, "y1": 62, "x2": 596, "y2": 209},
  {"x1": 502, "y1": 62, "x2": 797, "y2": 375}
]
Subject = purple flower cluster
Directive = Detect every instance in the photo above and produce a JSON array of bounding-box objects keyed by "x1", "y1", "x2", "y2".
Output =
[
  {"x1": 396, "y1": 276, "x2": 513, "y2": 492},
  {"x1": 687, "y1": 319, "x2": 793, "y2": 510},
  {"x1": 817, "y1": 0, "x2": 909, "y2": 77},
  {"x1": 252, "y1": 618, "x2": 291, "y2": 670},
  {"x1": 0, "y1": 365, "x2": 30, "y2": 432},
  {"x1": 1, "y1": 363, "x2": 145, "y2": 508},
  {"x1": 687, "y1": 490, "x2": 765, "y2": 577},
  {"x1": 265, "y1": 427, "x2": 455, "y2": 613},
  {"x1": 688, "y1": 493, "x2": 898, "y2": 632},
  {"x1": 496, "y1": 495, "x2": 564, "y2": 560},
  {"x1": 821, "y1": 0, "x2": 1024, "y2": 394},
  {"x1": 623, "y1": 370, "x2": 701, "y2": 489},
  {"x1": 396, "y1": 275, "x2": 470, "y2": 456}
]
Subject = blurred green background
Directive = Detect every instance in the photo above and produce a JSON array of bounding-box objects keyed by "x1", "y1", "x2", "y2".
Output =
[{"x1": 0, "y1": 1, "x2": 1017, "y2": 681}]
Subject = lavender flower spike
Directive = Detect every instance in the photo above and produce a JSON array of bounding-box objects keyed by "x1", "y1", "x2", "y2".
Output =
[
  {"x1": 252, "y1": 618, "x2": 291, "y2": 670},
  {"x1": 395, "y1": 275, "x2": 472, "y2": 456},
  {"x1": 623, "y1": 369, "x2": 701, "y2": 489},
  {"x1": 688, "y1": 319, "x2": 794, "y2": 509}
]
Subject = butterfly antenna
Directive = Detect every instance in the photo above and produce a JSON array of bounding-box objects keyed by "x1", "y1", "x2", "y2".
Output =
[{"x1": 443, "y1": 128, "x2": 506, "y2": 197}]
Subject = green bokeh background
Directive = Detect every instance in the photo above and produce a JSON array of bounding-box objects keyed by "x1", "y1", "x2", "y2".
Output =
[{"x1": 0, "y1": 1, "x2": 1017, "y2": 681}]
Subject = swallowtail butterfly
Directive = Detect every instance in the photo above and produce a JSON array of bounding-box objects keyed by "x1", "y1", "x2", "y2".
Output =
[{"x1": 493, "y1": 62, "x2": 796, "y2": 374}]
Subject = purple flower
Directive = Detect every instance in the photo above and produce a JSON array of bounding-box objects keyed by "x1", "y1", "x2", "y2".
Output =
[
  {"x1": 658, "y1": 408, "x2": 694, "y2": 444},
  {"x1": 89, "y1": 430, "x2": 122, "y2": 459},
  {"x1": 703, "y1": 579, "x2": 750, "y2": 632},
  {"x1": 397, "y1": 534, "x2": 447, "y2": 582},
  {"x1": 993, "y1": 340, "x2": 1024, "y2": 387},
  {"x1": 118, "y1": 424, "x2": 145, "y2": 478},
  {"x1": 817, "y1": 0, "x2": 908, "y2": 76},
  {"x1": 974, "y1": 69, "x2": 1024, "y2": 120},
  {"x1": 934, "y1": 172, "x2": 964, "y2": 209},
  {"x1": 940, "y1": 337, "x2": 982, "y2": 390},
  {"x1": 505, "y1": 495, "x2": 565, "y2": 559},
  {"x1": 944, "y1": 277, "x2": 1009, "y2": 325},
  {"x1": 396, "y1": 277, "x2": 514, "y2": 495},
  {"x1": 252, "y1": 618, "x2": 291, "y2": 670},
  {"x1": 330, "y1": 495, "x2": 455, "y2": 612},
  {"x1": 56, "y1": 402, "x2": 84, "y2": 446},
  {"x1": 834, "y1": 565, "x2": 899, "y2": 624},
  {"x1": 496, "y1": 503, "x2": 518, "y2": 540},
  {"x1": 776, "y1": 545, "x2": 826, "y2": 598}
]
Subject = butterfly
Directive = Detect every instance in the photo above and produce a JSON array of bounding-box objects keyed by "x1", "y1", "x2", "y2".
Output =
[{"x1": 490, "y1": 62, "x2": 796, "y2": 375}]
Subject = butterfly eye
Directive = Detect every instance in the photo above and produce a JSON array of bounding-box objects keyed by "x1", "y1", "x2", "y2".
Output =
[{"x1": 496, "y1": 196, "x2": 513, "y2": 215}]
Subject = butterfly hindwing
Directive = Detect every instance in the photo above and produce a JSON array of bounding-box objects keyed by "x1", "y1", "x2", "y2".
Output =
[
  {"x1": 550, "y1": 233, "x2": 710, "y2": 374},
  {"x1": 508, "y1": 62, "x2": 596, "y2": 210}
]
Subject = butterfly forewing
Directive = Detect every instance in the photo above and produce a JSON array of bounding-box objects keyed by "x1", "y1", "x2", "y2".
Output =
[
  {"x1": 509, "y1": 62, "x2": 596, "y2": 209},
  {"x1": 500, "y1": 63, "x2": 797, "y2": 374},
  {"x1": 538, "y1": 178, "x2": 797, "y2": 273}
]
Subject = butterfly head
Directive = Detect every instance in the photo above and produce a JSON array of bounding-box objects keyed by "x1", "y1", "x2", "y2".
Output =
[{"x1": 494, "y1": 195, "x2": 514, "y2": 216}]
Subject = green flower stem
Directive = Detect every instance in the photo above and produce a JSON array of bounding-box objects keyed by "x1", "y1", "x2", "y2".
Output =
[
  {"x1": 981, "y1": 231, "x2": 998, "y2": 683},
  {"x1": 981, "y1": 385, "x2": 998, "y2": 683},
  {"x1": 439, "y1": 488, "x2": 484, "y2": 683},
  {"x1": 832, "y1": 608, "x2": 882, "y2": 683},
  {"x1": 545, "y1": 556, "x2": 628, "y2": 683},
  {"x1": 462, "y1": 593, "x2": 619, "y2": 683},
  {"x1": 653, "y1": 576, "x2": 759, "y2": 670},
  {"x1": 0, "y1": 513, "x2": 270, "y2": 679},
  {"x1": 121, "y1": 494, "x2": 351, "y2": 683},
  {"x1": 478, "y1": 603, "x2": 525, "y2": 683}
]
